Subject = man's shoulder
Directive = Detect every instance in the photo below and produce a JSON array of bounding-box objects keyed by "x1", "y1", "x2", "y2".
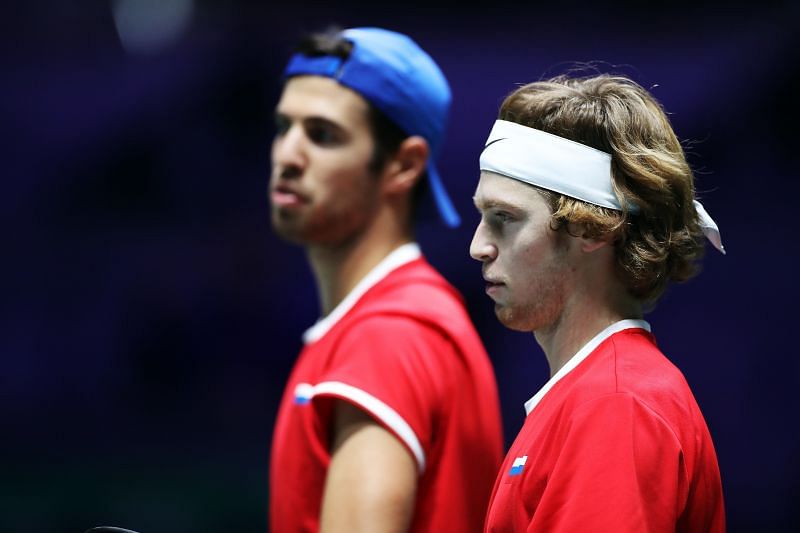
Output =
[
  {"x1": 557, "y1": 330, "x2": 691, "y2": 412},
  {"x1": 574, "y1": 329, "x2": 702, "y2": 429},
  {"x1": 360, "y1": 258, "x2": 467, "y2": 317},
  {"x1": 607, "y1": 329, "x2": 691, "y2": 393},
  {"x1": 326, "y1": 259, "x2": 487, "y2": 358}
]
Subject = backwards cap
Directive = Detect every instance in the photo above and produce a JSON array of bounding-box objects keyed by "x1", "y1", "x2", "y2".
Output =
[{"x1": 283, "y1": 27, "x2": 460, "y2": 227}]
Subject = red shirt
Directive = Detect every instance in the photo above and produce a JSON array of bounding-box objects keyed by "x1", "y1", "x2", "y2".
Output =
[
  {"x1": 271, "y1": 247, "x2": 504, "y2": 532},
  {"x1": 485, "y1": 322, "x2": 725, "y2": 532}
]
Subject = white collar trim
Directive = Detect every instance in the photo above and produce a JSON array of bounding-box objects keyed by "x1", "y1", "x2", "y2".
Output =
[
  {"x1": 523, "y1": 319, "x2": 652, "y2": 416},
  {"x1": 302, "y1": 243, "x2": 422, "y2": 344}
]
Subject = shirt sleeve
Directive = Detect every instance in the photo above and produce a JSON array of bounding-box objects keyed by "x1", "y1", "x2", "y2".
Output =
[
  {"x1": 529, "y1": 393, "x2": 688, "y2": 532},
  {"x1": 310, "y1": 314, "x2": 454, "y2": 474}
]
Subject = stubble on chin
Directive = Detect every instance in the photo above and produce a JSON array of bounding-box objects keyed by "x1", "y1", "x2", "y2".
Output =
[
  {"x1": 494, "y1": 303, "x2": 531, "y2": 332},
  {"x1": 495, "y1": 278, "x2": 567, "y2": 333},
  {"x1": 271, "y1": 208, "x2": 307, "y2": 244}
]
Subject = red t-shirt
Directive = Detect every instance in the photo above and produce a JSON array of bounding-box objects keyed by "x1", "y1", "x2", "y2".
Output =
[
  {"x1": 485, "y1": 325, "x2": 725, "y2": 532},
  {"x1": 270, "y1": 254, "x2": 504, "y2": 532}
]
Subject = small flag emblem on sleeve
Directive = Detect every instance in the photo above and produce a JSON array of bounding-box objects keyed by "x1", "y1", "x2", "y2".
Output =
[
  {"x1": 509, "y1": 455, "x2": 528, "y2": 476},
  {"x1": 294, "y1": 383, "x2": 314, "y2": 405}
]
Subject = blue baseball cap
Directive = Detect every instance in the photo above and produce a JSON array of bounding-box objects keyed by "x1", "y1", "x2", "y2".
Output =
[{"x1": 282, "y1": 27, "x2": 461, "y2": 227}]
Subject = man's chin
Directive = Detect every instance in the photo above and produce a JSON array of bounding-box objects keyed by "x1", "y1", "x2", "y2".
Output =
[
  {"x1": 494, "y1": 305, "x2": 533, "y2": 332},
  {"x1": 271, "y1": 217, "x2": 341, "y2": 247},
  {"x1": 271, "y1": 218, "x2": 307, "y2": 244}
]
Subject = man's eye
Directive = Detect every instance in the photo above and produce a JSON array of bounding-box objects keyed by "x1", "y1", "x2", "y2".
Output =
[
  {"x1": 307, "y1": 126, "x2": 339, "y2": 145},
  {"x1": 274, "y1": 116, "x2": 290, "y2": 135},
  {"x1": 491, "y1": 211, "x2": 513, "y2": 225}
]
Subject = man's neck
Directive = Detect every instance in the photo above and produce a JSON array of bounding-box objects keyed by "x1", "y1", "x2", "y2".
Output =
[
  {"x1": 307, "y1": 222, "x2": 412, "y2": 316},
  {"x1": 534, "y1": 278, "x2": 642, "y2": 378}
]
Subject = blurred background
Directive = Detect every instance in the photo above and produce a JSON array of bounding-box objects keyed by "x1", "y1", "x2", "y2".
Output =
[{"x1": 3, "y1": 0, "x2": 799, "y2": 531}]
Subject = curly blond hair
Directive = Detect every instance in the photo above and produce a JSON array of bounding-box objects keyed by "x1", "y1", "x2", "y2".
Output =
[{"x1": 499, "y1": 74, "x2": 705, "y2": 303}]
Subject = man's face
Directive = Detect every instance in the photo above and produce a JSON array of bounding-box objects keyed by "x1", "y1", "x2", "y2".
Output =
[
  {"x1": 470, "y1": 172, "x2": 573, "y2": 332},
  {"x1": 270, "y1": 76, "x2": 381, "y2": 246}
]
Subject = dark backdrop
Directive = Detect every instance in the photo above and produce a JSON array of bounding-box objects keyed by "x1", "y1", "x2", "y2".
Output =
[{"x1": 3, "y1": 1, "x2": 798, "y2": 531}]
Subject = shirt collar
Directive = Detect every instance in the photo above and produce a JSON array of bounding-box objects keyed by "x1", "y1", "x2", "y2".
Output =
[
  {"x1": 302, "y1": 242, "x2": 422, "y2": 344},
  {"x1": 523, "y1": 319, "x2": 651, "y2": 416}
]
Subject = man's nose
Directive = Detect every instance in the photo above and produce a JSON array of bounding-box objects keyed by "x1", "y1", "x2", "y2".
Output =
[
  {"x1": 469, "y1": 221, "x2": 497, "y2": 262},
  {"x1": 272, "y1": 125, "x2": 306, "y2": 177}
]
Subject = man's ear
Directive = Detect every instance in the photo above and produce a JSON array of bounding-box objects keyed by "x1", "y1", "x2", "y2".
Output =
[
  {"x1": 580, "y1": 237, "x2": 610, "y2": 253},
  {"x1": 566, "y1": 222, "x2": 615, "y2": 253},
  {"x1": 383, "y1": 136, "x2": 428, "y2": 196}
]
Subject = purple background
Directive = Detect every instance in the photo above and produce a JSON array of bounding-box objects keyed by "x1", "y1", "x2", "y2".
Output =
[{"x1": 3, "y1": 1, "x2": 798, "y2": 531}]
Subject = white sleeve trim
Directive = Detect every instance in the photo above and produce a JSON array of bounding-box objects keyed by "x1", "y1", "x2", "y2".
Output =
[{"x1": 312, "y1": 380, "x2": 426, "y2": 474}]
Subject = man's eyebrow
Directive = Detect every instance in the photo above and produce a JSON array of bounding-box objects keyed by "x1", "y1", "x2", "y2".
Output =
[
  {"x1": 304, "y1": 116, "x2": 345, "y2": 130},
  {"x1": 473, "y1": 196, "x2": 525, "y2": 211},
  {"x1": 273, "y1": 110, "x2": 343, "y2": 127}
]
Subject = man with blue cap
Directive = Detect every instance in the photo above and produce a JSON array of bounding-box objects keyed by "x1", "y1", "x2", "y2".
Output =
[{"x1": 268, "y1": 27, "x2": 503, "y2": 532}]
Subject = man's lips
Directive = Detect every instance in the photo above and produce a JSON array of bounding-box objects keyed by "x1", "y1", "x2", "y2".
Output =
[
  {"x1": 483, "y1": 277, "x2": 505, "y2": 294},
  {"x1": 271, "y1": 186, "x2": 307, "y2": 208}
]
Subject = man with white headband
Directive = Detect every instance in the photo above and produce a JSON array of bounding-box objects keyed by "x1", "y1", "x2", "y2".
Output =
[
  {"x1": 471, "y1": 74, "x2": 725, "y2": 531},
  {"x1": 268, "y1": 27, "x2": 503, "y2": 532}
]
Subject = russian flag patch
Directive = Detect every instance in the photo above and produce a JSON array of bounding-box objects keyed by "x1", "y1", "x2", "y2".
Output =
[
  {"x1": 509, "y1": 455, "x2": 528, "y2": 476},
  {"x1": 294, "y1": 383, "x2": 314, "y2": 405}
]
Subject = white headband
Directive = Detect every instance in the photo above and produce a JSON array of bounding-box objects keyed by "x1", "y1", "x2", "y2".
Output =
[{"x1": 479, "y1": 120, "x2": 725, "y2": 254}]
